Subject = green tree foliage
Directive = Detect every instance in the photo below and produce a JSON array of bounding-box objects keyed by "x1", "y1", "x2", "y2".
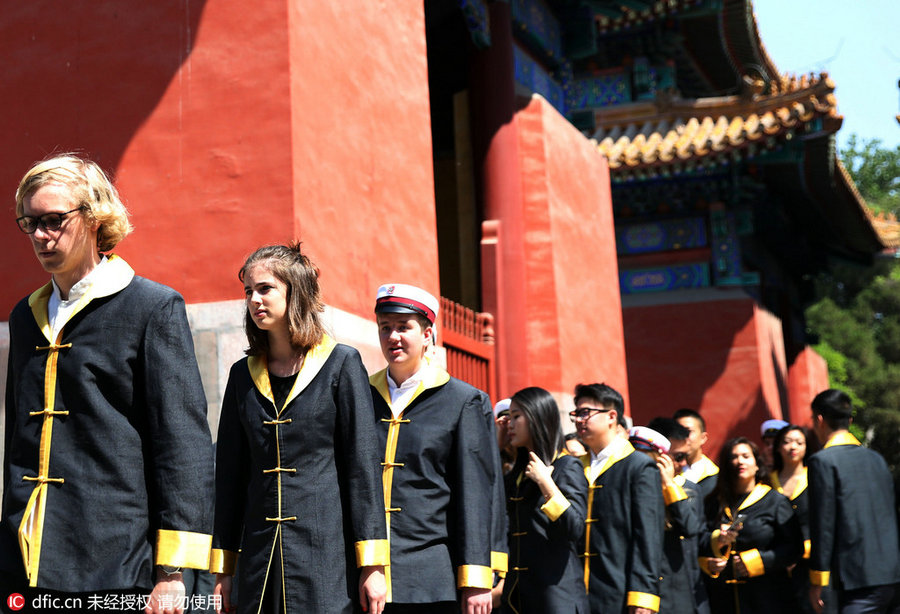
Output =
[
  {"x1": 841, "y1": 135, "x2": 900, "y2": 217},
  {"x1": 804, "y1": 135, "x2": 900, "y2": 486}
]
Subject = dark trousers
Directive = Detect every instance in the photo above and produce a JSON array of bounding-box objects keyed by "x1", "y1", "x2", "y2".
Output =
[{"x1": 839, "y1": 583, "x2": 900, "y2": 614}]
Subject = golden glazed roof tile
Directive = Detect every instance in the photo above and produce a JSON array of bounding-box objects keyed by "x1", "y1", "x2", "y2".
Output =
[
  {"x1": 835, "y1": 159, "x2": 900, "y2": 249},
  {"x1": 592, "y1": 72, "x2": 840, "y2": 173}
]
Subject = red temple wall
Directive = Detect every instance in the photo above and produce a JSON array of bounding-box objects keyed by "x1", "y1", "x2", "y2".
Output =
[
  {"x1": 787, "y1": 347, "x2": 829, "y2": 426},
  {"x1": 624, "y1": 293, "x2": 793, "y2": 457},
  {"x1": 513, "y1": 96, "x2": 627, "y2": 410},
  {"x1": 0, "y1": 2, "x2": 437, "y2": 323},
  {"x1": 285, "y1": 2, "x2": 439, "y2": 318}
]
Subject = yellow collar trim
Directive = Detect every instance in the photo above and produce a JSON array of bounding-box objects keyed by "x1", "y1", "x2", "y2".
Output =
[
  {"x1": 28, "y1": 254, "x2": 134, "y2": 343},
  {"x1": 248, "y1": 335, "x2": 337, "y2": 413},
  {"x1": 825, "y1": 431, "x2": 860, "y2": 448},
  {"x1": 736, "y1": 483, "x2": 771, "y2": 512},
  {"x1": 368, "y1": 362, "x2": 450, "y2": 414},
  {"x1": 580, "y1": 438, "x2": 635, "y2": 480},
  {"x1": 770, "y1": 467, "x2": 808, "y2": 500},
  {"x1": 695, "y1": 454, "x2": 720, "y2": 481}
]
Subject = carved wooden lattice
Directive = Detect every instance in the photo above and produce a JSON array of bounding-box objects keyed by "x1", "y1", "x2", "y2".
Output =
[{"x1": 440, "y1": 297, "x2": 496, "y2": 402}]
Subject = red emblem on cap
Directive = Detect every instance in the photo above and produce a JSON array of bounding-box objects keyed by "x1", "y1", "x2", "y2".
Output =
[{"x1": 387, "y1": 285, "x2": 395, "y2": 294}]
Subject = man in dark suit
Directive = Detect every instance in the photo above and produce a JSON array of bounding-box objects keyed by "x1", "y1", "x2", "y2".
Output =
[
  {"x1": 575, "y1": 383, "x2": 664, "y2": 614},
  {"x1": 2, "y1": 155, "x2": 214, "y2": 613},
  {"x1": 808, "y1": 389, "x2": 900, "y2": 613}
]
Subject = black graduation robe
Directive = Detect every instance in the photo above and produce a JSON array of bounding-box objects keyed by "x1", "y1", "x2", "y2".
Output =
[
  {"x1": 370, "y1": 364, "x2": 503, "y2": 604},
  {"x1": 808, "y1": 432, "x2": 900, "y2": 594},
  {"x1": 699, "y1": 484, "x2": 803, "y2": 614},
  {"x1": 211, "y1": 338, "x2": 388, "y2": 614},
  {"x1": 771, "y1": 468, "x2": 822, "y2": 614},
  {"x1": 501, "y1": 453, "x2": 589, "y2": 614},
  {"x1": 580, "y1": 440, "x2": 665, "y2": 614},
  {"x1": 661, "y1": 476, "x2": 709, "y2": 614},
  {"x1": 690, "y1": 454, "x2": 719, "y2": 501},
  {"x1": 1, "y1": 255, "x2": 213, "y2": 591}
]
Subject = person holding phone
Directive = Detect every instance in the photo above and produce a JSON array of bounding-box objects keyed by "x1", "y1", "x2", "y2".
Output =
[
  {"x1": 500, "y1": 387, "x2": 589, "y2": 613},
  {"x1": 699, "y1": 438, "x2": 803, "y2": 614}
]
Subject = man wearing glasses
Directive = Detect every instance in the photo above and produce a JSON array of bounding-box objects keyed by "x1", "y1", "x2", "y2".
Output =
[
  {"x1": 571, "y1": 383, "x2": 664, "y2": 614},
  {"x1": 1, "y1": 155, "x2": 214, "y2": 613}
]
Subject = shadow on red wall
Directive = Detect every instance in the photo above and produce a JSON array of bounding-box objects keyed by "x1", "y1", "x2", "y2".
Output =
[{"x1": 0, "y1": 2, "x2": 208, "y2": 315}]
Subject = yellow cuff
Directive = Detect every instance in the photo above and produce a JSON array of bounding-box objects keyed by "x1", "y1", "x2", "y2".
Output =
[
  {"x1": 355, "y1": 539, "x2": 390, "y2": 567},
  {"x1": 457, "y1": 564, "x2": 493, "y2": 589},
  {"x1": 209, "y1": 548, "x2": 238, "y2": 575},
  {"x1": 710, "y1": 530, "x2": 728, "y2": 558},
  {"x1": 540, "y1": 492, "x2": 571, "y2": 521},
  {"x1": 810, "y1": 570, "x2": 830, "y2": 587},
  {"x1": 803, "y1": 539, "x2": 811, "y2": 560},
  {"x1": 699, "y1": 556, "x2": 721, "y2": 578},
  {"x1": 492, "y1": 551, "x2": 509, "y2": 574},
  {"x1": 739, "y1": 548, "x2": 765, "y2": 577},
  {"x1": 663, "y1": 484, "x2": 687, "y2": 506},
  {"x1": 156, "y1": 529, "x2": 213, "y2": 569},
  {"x1": 626, "y1": 591, "x2": 660, "y2": 611}
]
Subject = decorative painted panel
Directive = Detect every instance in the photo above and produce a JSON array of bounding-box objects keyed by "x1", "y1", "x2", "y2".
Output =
[
  {"x1": 513, "y1": 43, "x2": 565, "y2": 113},
  {"x1": 620, "y1": 264, "x2": 710, "y2": 294},
  {"x1": 567, "y1": 72, "x2": 631, "y2": 110},
  {"x1": 616, "y1": 217, "x2": 707, "y2": 255},
  {"x1": 635, "y1": 64, "x2": 677, "y2": 101},
  {"x1": 710, "y1": 208, "x2": 744, "y2": 285},
  {"x1": 612, "y1": 176, "x2": 732, "y2": 217},
  {"x1": 511, "y1": 0, "x2": 563, "y2": 61},
  {"x1": 457, "y1": 0, "x2": 490, "y2": 48}
]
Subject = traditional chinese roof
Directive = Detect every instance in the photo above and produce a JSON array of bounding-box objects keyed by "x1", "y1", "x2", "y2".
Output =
[
  {"x1": 588, "y1": 0, "x2": 706, "y2": 35},
  {"x1": 591, "y1": 72, "x2": 840, "y2": 175},
  {"x1": 871, "y1": 211, "x2": 900, "y2": 249}
]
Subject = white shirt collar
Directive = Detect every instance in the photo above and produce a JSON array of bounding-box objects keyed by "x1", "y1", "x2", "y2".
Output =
[
  {"x1": 386, "y1": 363, "x2": 429, "y2": 417},
  {"x1": 51, "y1": 255, "x2": 109, "y2": 305},
  {"x1": 588, "y1": 436, "x2": 627, "y2": 481},
  {"x1": 49, "y1": 256, "x2": 109, "y2": 338}
]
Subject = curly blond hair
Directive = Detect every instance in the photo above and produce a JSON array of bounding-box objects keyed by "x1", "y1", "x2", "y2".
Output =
[{"x1": 15, "y1": 154, "x2": 133, "y2": 252}]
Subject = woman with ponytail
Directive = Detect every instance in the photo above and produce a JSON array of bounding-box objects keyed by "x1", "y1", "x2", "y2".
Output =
[{"x1": 211, "y1": 243, "x2": 388, "y2": 614}]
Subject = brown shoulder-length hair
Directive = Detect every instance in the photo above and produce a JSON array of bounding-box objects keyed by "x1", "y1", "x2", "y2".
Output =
[
  {"x1": 239, "y1": 242, "x2": 325, "y2": 357},
  {"x1": 711, "y1": 437, "x2": 771, "y2": 512}
]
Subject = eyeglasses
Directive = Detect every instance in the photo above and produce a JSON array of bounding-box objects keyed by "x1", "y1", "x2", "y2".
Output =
[
  {"x1": 671, "y1": 452, "x2": 689, "y2": 463},
  {"x1": 16, "y1": 206, "x2": 86, "y2": 234},
  {"x1": 568, "y1": 407, "x2": 611, "y2": 423}
]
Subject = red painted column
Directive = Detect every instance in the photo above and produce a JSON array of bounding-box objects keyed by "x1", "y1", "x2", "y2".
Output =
[
  {"x1": 471, "y1": 2, "x2": 529, "y2": 398},
  {"x1": 787, "y1": 346, "x2": 828, "y2": 426}
]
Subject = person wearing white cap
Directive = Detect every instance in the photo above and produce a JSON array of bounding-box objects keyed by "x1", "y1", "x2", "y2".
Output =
[
  {"x1": 369, "y1": 283, "x2": 505, "y2": 614},
  {"x1": 642, "y1": 419, "x2": 711, "y2": 614}
]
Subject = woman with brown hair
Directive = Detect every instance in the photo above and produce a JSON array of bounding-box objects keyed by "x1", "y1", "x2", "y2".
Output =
[
  {"x1": 211, "y1": 243, "x2": 388, "y2": 614},
  {"x1": 700, "y1": 437, "x2": 802, "y2": 614}
]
